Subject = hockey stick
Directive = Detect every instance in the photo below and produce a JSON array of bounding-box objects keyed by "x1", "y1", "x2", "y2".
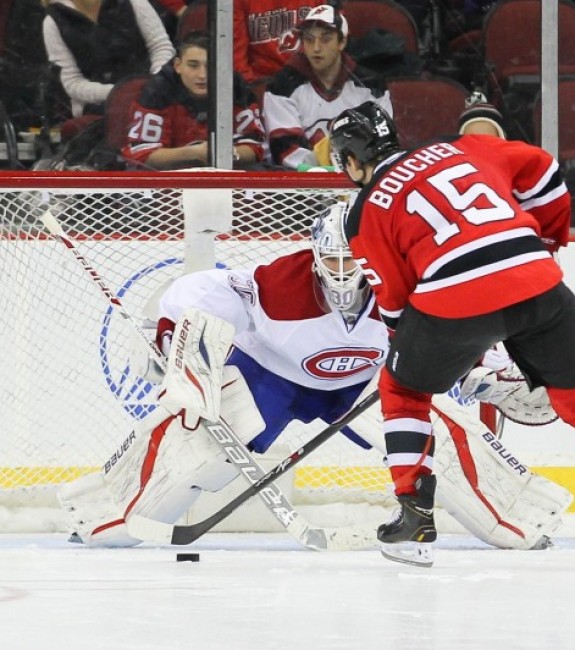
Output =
[
  {"x1": 197, "y1": 417, "x2": 378, "y2": 550},
  {"x1": 41, "y1": 209, "x2": 380, "y2": 549},
  {"x1": 40, "y1": 210, "x2": 166, "y2": 370},
  {"x1": 126, "y1": 389, "x2": 380, "y2": 545}
]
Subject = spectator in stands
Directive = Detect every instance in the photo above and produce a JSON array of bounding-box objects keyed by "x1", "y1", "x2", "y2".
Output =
[
  {"x1": 153, "y1": 0, "x2": 329, "y2": 81},
  {"x1": 41, "y1": 0, "x2": 174, "y2": 117},
  {"x1": 447, "y1": 1, "x2": 498, "y2": 33},
  {"x1": 0, "y1": 0, "x2": 57, "y2": 134},
  {"x1": 121, "y1": 30, "x2": 265, "y2": 169},
  {"x1": 234, "y1": 0, "x2": 325, "y2": 85},
  {"x1": 458, "y1": 91, "x2": 506, "y2": 138},
  {"x1": 263, "y1": 4, "x2": 393, "y2": 170}
]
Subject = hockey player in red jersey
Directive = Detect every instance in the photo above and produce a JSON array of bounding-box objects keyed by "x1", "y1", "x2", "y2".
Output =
[{"x1": 330, "y1": 101, "x2": 575, "y2": 566}]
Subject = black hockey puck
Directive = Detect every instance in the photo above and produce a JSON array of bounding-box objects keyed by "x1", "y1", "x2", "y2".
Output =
[{"x1": 176, "y1": 553, "x2": 200, "y2": 563}]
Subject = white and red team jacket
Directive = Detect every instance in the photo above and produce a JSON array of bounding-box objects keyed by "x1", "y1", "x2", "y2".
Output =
[
  {"x1": 156, "y1": 249, "x2": 389, "y2": 390},
  {"x1": 345, "y1": 134, "x2": 572, "y2": 328},
  {"x1": 263, "y1": 52, "x2": 393, "y2": 169}
]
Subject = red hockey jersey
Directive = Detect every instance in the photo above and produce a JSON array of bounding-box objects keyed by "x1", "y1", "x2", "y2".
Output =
[
  {"x1": 345, "y1": 135, "x2": 571, "y2": 323},
  {"x1": 121, "y1": 62, "x2": 265, "y2": 164},
  {"x1": 234, "y1": 0, "x2": 323, "y2": 83}
]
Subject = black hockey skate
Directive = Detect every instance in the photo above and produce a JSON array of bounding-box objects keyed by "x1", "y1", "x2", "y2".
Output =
[{"x1": 377, "y1": 474, "x2": 437, "y2": 567}]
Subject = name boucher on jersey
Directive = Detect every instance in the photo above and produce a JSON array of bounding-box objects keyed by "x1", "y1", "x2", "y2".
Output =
[{"x1": 345, "y1": 135, "x2": 571, "y2": 326}]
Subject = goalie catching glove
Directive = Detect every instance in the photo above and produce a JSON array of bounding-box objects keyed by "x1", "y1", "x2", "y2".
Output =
[{"x1": 458, "y1": 366, "x2": 558, "y2": 426}]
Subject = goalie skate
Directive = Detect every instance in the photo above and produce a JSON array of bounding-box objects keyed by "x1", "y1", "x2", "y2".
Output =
[{"x1": 378, "y1": 475, "x2": 437, "y2": 568}]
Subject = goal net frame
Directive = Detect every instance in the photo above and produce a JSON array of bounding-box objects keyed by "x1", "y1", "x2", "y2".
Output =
[{"x1": 0, "y1": 169, "x2": 503, "y2": 534}]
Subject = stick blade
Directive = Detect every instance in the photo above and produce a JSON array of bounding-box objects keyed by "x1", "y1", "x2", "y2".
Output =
[
  {"x1": 305, "y1": 526, "x2": 377, "y2": 552},
  {"x1": 126, "y1": 515, "x2": 176, "y2": 545}
]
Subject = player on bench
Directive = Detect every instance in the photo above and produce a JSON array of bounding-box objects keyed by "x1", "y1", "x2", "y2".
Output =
[{"x1": 59, "y1": 199, "x2": 571, "y2": 551}]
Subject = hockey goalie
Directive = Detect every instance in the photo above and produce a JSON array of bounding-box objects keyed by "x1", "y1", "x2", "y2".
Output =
[{"x1": 59, "y1": 201, "x2": 572, "y2": 552}]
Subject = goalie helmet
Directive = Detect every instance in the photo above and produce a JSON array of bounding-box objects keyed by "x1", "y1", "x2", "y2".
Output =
[
  {"x1": 329, "y1": 101, "x2": 400, "y2": 171},
  {"x1": 311, "y1": 199, "x2": 369, "y2": 318}
]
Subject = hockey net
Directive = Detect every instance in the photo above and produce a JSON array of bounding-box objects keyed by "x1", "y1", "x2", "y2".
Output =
[{"x1": 1, "y1": 170, "x2": 413, "y2": 533}]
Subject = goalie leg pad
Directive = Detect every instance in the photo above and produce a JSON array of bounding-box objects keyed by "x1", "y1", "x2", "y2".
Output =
[
  {"x1": 432, "y1": 394, "x2": 572, "y2": 549},
  {"x1": 60, "y1": 363, "x2": 266, "y2": 548},
  {"x1": 56, "y1": 408, "x2": 174, "y2": 547},
  {"x1": 345, "y1": 399, "x2": 387, "y2": 455},
  {"x1": 59, "y1": 406, "x2": 245, "y2": 547},
  {"x1": 342, "y1": 368, "x2": 388, "y2": 455},
  {"x1": 58, "y1": 472, "x2": 139, "y2": 548},
  {"x1": 219, "y1": 365, "x2": 266, "y2": 445}
]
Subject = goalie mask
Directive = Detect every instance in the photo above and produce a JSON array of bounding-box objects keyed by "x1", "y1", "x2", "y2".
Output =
[{"x1": 311, "y1": 200, "x2": 369, "y2": 318}]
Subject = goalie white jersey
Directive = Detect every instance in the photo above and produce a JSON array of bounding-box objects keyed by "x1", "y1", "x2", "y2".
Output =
[{"x1": 157, "y1": 249, "x2": 389, "y2": 390}]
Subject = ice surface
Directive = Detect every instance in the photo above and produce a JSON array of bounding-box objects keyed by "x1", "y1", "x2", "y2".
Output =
[{"x1": 1, "y1": 533, "x2": 574, "y2": 650}]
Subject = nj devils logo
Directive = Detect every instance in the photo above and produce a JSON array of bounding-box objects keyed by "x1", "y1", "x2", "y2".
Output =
[
  {"x1": 303, "y1": 348, "x2": 383, "y2": 379},
  {"x1": 278, "y1": 28, "x2": 300, "y2": 54}
]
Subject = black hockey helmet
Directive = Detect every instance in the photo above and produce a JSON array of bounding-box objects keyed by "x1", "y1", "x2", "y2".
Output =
[{"x1": 329, "y1": 101, "x2": 400, "y2": 170}]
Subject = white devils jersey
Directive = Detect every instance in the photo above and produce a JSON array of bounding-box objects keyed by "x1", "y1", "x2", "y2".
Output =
[{"x1": 157, "y1": 250, "x2": 389, "y2": 390}]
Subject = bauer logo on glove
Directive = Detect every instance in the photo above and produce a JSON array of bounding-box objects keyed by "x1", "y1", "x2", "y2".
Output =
[{"x1": 158, "y1": 308, "x2": 235, "y2": 427}]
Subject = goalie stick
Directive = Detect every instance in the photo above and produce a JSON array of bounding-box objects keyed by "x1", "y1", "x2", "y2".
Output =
[
  {"x1": 41, "y1": 209, "x2": 380, "y2": 550},
  {"x1": 126, "y1": 390, "x2": 380, "y2": 545},
  {"x1": 198, "y1": 418, "x2": 379, "y2": 550}
]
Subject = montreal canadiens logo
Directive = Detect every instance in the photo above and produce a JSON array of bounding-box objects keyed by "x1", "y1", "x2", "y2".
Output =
[{"x1": 302, "y1": 347, "x2": 383, "y2": 379}]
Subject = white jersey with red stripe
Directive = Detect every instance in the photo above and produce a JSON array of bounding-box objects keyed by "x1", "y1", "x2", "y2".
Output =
[{"x1": 156, "y1": 249, "x2": 388, "y2": 390}]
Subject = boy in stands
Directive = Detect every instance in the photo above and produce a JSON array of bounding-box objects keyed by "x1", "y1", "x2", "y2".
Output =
[{"x1": 122, "y1": 31, "x2": 265, "y2": 169}]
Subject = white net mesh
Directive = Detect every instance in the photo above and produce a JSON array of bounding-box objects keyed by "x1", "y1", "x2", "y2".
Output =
[{"x1": 0, "y1": 173, "x2": 395, "y2": 532}]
